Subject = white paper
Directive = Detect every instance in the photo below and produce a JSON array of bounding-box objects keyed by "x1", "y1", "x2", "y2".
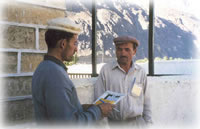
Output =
[{"x1": 93, "y1": 90, "x2": 125, "y2": 105}]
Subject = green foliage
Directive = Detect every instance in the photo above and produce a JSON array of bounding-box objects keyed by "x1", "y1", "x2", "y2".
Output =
[
  {"x1": 64, "y1": 54, "x2": 79, "y2": 66},
  {"x1": 174, "y1": 58, "x2": 184, "y2": 60},
  {"x1": 136, "y1": 56, "x2": 184, "y2": 63},
  {"x1": 169, "y1": 57, "x2": 173, "y2": 60},
  {"x1": 163, "y1": 56, "x2": 168, "y2": 60},
  {"x1": 135, "y1": 58, "x2": 148, "y2": 63},
  {"x1": 154, "y1": 57, "x2": 162, "y2": 61}
]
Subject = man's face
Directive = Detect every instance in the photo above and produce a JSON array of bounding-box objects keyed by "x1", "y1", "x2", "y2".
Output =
[
  {"x1": 116, "y1": 42, "x2": 136, "y2": 65},
  {"x1": 62, "y1": 35, "x2": 78, "y2": 62}
]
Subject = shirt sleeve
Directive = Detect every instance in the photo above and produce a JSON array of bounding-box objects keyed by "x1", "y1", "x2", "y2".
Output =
[
  {"x1": 142, "y1": 72, "x2": 153, "y2": 124},
  {"x1": 44, "y1": 68, "x2": 102, "y2": 123}
]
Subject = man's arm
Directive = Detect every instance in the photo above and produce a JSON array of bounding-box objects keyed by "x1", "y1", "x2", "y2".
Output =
[{"x1": 44, "y1": 69, "x2": 102, "y2": 123}]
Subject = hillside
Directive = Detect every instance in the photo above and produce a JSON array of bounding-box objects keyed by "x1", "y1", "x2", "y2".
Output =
[{"x1": 66, "y1": 0, "x2": 200, "y2": 63}]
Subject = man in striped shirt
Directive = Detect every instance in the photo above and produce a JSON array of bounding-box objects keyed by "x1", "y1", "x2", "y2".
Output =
[{"x1": 94, "y1": 36, "x2": 153, "y2": 128}]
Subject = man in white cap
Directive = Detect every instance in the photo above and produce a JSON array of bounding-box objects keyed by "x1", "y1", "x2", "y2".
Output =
[
  {"x1": 32, "y1": 17, "x2": 113, "y2": 125},
  {"x1": 94, "y1": 36, "x2": 153, "y2": 128}
]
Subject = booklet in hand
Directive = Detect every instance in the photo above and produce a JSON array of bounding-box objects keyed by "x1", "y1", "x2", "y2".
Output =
[{"x1": 93, "y1": 90, "x2": 125, "y2": 105}]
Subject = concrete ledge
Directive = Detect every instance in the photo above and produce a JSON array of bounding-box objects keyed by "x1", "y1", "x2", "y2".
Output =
[
  {"x1": 1, "y1": 76, "x2": 198, "y2": 128},
  {"x1": 72, "y1": 78, "x2": 97, "y2": 104},
  {"x1": 148, "y1": 76, "x2": 198, "y2": 128}
]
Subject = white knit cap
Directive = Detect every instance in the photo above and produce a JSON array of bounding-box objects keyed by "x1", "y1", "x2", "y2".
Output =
[{"x1": 47, "y1": 17, "x2": 81, "y2": 34}]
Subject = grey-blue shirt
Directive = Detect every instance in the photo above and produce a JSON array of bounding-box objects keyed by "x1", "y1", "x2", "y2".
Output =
[{"x1": 32, "y1": 55, "x2": 101, "y2": 124}]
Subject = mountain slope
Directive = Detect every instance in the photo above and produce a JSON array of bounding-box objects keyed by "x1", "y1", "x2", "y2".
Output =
[{"x1": 66, "y1": 0, "x2": 200, "y2": 62}]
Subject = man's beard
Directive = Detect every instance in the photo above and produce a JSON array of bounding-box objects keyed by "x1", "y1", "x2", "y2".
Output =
[
  {"x1": 66, "y1": 54, "x2": 75, "y2": 62},
  {"x1": 117, "y1": 56, "x2": 128, "y2": 65},
  {"x1": 62, "y1": 53, "x2": 74, "y2": 62}
]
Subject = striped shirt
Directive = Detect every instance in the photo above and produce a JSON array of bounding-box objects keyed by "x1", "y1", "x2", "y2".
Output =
[{"x1": 94, "y1": 60, "x2": 152, "y2": 123}]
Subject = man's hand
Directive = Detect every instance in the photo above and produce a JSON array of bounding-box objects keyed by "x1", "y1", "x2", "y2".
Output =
[
  {"x1": 98, "y1": 103, "x2": 114, "y2": 117},
  {"x1": 82, "y1": 104, "x2": 94, "y2": 111}
]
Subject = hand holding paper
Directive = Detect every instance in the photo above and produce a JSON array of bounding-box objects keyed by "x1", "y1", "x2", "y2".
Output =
[
  {"x1": 94, "y1": 91, "x2": 125, "y2": 113},
  {"x1": 98, "y1": 103, "x2": 114, "y2": 117},
  {"x1": 99, "y1": 98, "x2": 119, "y2": 112}
]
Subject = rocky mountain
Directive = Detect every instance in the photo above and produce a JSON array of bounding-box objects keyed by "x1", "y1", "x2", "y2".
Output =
[{"x1": 66, "y1": 0, "x2": 200, "y2": 63}]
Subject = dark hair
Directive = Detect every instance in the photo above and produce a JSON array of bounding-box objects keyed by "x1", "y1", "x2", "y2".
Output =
[
  {"x1": 133, "y1": 43, "x2": 138, "y2": 50},
  {"x1": 45, "y1": 29, "x2": 74, "y2": 48}
]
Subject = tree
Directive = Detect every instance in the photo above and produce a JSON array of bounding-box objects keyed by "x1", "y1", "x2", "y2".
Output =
[
  {"x1": 163, "y1": 56, "x2": 168, "y2": 60},
  {"x1": 64, "y1": 54, "x2": 79, "y2": 66}
]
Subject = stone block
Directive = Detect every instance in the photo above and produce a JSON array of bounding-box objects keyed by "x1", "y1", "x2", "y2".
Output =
[
  {"x1": 0, "y1": 52, "x2": 17, "y2": 74},
  {"x1": 0, "y1": 25, "x2": 35, "y2": 49},
  {"x1": 2, "y1": 99, "x2": 34, "y2": 124},
  {"x1": 2, "y1": 76, "x2": 32, "y2": 97},
  {"x1": 21, "y1": 53, "x2": 45, "y2": 73},
  {"x1": 2, "y1": 2, "x2": 65, "y2": 25},
  {"x1": 39, "y1": 29, "x2": 47, "y2": 50}
]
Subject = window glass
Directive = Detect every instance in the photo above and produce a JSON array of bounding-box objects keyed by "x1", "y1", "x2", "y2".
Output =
[
  {"x1": 154, "y1": 0, "x2": 200, "y2": 75},
  {"x1": 66, "y1": 0, "x2": 149, "y2": 74}
]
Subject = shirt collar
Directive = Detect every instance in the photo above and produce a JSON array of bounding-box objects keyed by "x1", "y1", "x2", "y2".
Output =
[
  {"x1": 112, "y1": 60, "x2": 120, "y2": 70},
  {"x1": 44, "y1": 55, "x2": 68, "y2": 71},
  {"x1": 112, "y1": 60, "x2": 139, "y2": 71}
]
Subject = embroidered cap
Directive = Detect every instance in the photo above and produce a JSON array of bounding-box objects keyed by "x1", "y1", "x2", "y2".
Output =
[
  {"x1": 47, "y1": 17, "x2": 81, "y2": 34},
  {"x1": 113, "y1": 36, "x2": 140, "y2": 47}
]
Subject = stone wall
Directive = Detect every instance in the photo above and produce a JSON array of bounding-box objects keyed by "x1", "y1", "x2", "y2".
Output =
[
  {"x1": 0, "y1": 0, "x2": 66, "y2": 125},
  {"x1": 0, "y1": 1, "x2": 66, "y2": 75}
]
